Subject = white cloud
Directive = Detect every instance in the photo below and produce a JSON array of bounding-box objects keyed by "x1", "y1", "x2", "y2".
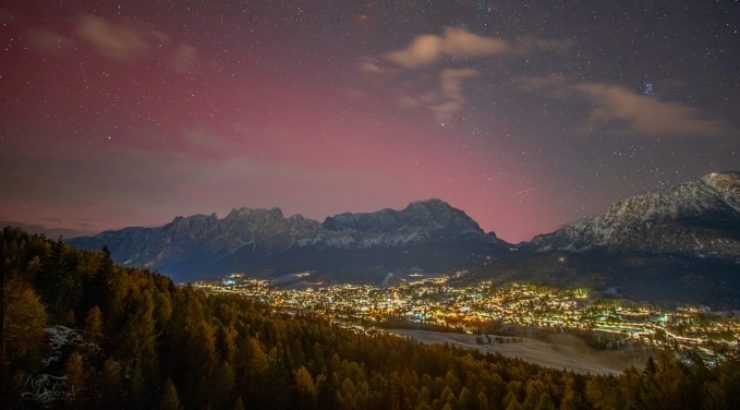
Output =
[
  {"x1": 516, "y1": 76, "x2": 729, "y2": 137},
  {"x1": 172, "y1": 44, "x2": 198, "y2": 72},
  {"x1": 441, "y1": 27, "x2": 509, "y2": 57},
  {"x1": 73, "y1": 14, "x2": 198, "y2": 70},
  {"x1": 574, "y1": 82, "x2": 729, "y2": 137},
  {"x1": 397, "y1": 67, "x2": 478, "y2": 120},
  {"x1": 435, "y1": 67, "x2": 478, "y2": 114},
  {"x1": 382, "y1": 28, "x2": 573, "y2": 69},
  {"x1": 368, "y1": 28, "x2": 575, "y2": 121},
  {"x1": 385, "y1": 27, "x2": 507, "y2": 68},
  {"x1": 359, "y1": 57, "x2": 385, "y2": 74},
  {"x1": 75, "y1": 14, "x2": 153, "y2": 61}
]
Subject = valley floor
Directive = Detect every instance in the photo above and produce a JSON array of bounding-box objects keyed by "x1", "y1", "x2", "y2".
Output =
[{"x1": 388, "y1": 329, "x2": 652, "y2": 375}]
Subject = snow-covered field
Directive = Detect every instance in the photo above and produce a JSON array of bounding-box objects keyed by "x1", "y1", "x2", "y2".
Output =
[
  {"x1": 43, "y1": 325, "x2": 82, "y2": 366},
  {"x1": 390, "y1": 329, "x2": 651, "y2": 375}
]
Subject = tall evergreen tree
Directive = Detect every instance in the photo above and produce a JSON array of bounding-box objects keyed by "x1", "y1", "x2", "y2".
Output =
[{"x1": 160, "y1": 378, "x2": 182, "y2": 410}]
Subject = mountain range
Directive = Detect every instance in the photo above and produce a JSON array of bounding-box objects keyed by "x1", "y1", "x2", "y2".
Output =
[
  {"x1": 530, "y1": 171, "x2": 739, "y2": 258},
  {"x1": 67, "y1": 172, "x2": 740, "y2": 306},
  {"x1": 480, "y1": 171, "x2": 740, "y2": 307},
  {"x1": 69, "y1": 198, "x2": 508, "y2": 282}
]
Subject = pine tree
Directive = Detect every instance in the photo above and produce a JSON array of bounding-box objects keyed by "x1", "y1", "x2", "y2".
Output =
[
  {"x1": 4, "y1": 228, "x2": 740, "y2": 410},
  {"x1": 160, "y1": 378, "x2": 182, "y2": 410},
  {"x1": 295, "y1": 365, "x2": 318, "y2": 407},
  {"x1": 130, "y1": 364, "x2": 146, "y2": 407},
  {"x1": 186, "y1": 319, "x2": 218, "y2": 406},
  {"x1": 65, "y1": 352, "x2": 85, "y2": 400},
  {"x1": 83, "y1": 305, "x2": 103, "y2": 345},
  {"x1": 101, "y1": 357, "x2": 122, "y2": 402},
  {"x1": 212, "y1": 362, "x2": 236, "y2": 409},
  {"x1": 2, "y1": 278, "x2": 47, "y2": 356},
  {"x1": 459, "y1": 386, "x2": 475, "y2": 410},
  {"x1": 247, "y1": 337, "x2": 269, "y2": 378},
  {"x1": 476, "y1": 390, "x2": 489, "y2": 410},
  {"x1": 233, "y1": 396, "x2": 246, "y2": 410}
]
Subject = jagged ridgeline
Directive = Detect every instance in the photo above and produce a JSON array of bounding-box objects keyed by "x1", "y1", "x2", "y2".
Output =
[
  {"x1": 529, "y1": 171, "x2": 740, "y2": 257},
  {"x1": 3, "y1": 227, "x2": 740, "y2": 409},
  {"x1": 474, "y1": 171, "x2": 740, "y2": 308},
  {"x1": 67, "y1": 172, "x2": 740, "y2": 307},
  {"x1": 69, "y1": 199, "x2": 509, "y2": 282}
]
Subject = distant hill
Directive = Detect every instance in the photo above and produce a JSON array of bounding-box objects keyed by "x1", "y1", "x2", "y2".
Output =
[{"x1": 0, "y1": 220, "x2": 97, "y2": 239}]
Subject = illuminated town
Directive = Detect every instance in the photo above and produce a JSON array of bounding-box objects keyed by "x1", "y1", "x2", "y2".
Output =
[{"x1": 192, "y1": 272, "x2": 740, "y2": 361}]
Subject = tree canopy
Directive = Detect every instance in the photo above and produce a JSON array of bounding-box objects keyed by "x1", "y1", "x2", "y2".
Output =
[{"x1": 2, "y1": 226, "x2": 739, "y2": 409}]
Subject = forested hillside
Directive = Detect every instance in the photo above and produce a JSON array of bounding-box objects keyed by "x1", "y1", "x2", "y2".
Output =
[{"x1": 3, "y1": 227, "x2": 739, "y2": 409}]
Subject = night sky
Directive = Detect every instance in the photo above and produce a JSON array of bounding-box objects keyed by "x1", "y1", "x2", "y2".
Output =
[{"x1": 1, "y1": 1, "x2": 738, "y2": 242}]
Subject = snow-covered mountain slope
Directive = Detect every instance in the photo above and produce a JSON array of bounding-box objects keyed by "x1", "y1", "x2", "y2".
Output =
[
  {"x1": 69, "y1": 199, "x2": 507, "y2": 281},
  {"x1": 530, "y1": 171, "x2": 740, "y2": 258}
]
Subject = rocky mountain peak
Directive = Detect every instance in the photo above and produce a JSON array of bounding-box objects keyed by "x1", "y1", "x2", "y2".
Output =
[
  {"x1": 530, "y1": 171, "x2": 740, "y2": 258},
  {"x1": 404, "y1": 198, "x2": 458, "y2": 218},
  {"x1": 404, "y1": 198, "x2": 483, "y2": 231},
  {"x1": 226, "y1": 206, "x2": 285, "y2": 221},
  {"x1": 69, "y1": 199, "x2": 506, "y2": 281},
  {"x1": 701, "y1": 170, "x2": 739, "y2": 187},
  {"x1": 322, "y1": 198, "x2": 483, "y2": 237},
  {"x1": 701, "y1": 171, "x2": 740, "y2": 211}
]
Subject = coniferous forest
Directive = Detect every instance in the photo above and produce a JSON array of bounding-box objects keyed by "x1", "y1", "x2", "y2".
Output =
[{"x1": 3, "y1": 227, "x2": 740, "y2": 409}]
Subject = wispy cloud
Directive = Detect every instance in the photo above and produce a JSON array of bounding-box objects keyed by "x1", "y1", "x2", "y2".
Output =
[
  {"x1": 516, "y1": 75, "x2": 729, "y2": 137},
  {"x1": 383, "y1": 28, "x2": 573, "y2": 69},
  {"x1": 396, "y1": 67, "x2": 478, "y2": 120},
  {"x1": 21, "y1": 13, "x2": 201, "y2": 71},
  {"x1": 172, "y1": 44, "x2": 198, "y2": 73},
  {"x1": 26, "y1": 29, "x2": 74, "y2": 55},
  {"x1": 75, "y1": 14, "x2": 155, "y2": 61},
  {"x1": 574, "y1": 82, "x2": 729, "y2": 137},
  {"x1": 367, "y1": 27, "x2": 575, "y2": 121},
  {"x1": 434, "y1": 67, "x2": 478, "y2": 116},
  {"x1": 358, "y1": 57, "x2": 385, "y2": 74},
  {"x1": 384, "y1": 27, "x2": 508, "y2": 68}
]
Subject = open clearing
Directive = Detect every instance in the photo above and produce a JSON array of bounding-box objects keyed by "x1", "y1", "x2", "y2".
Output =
[{"x1": 389, "y1": 329, "x2": 652, "y2": 375}]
